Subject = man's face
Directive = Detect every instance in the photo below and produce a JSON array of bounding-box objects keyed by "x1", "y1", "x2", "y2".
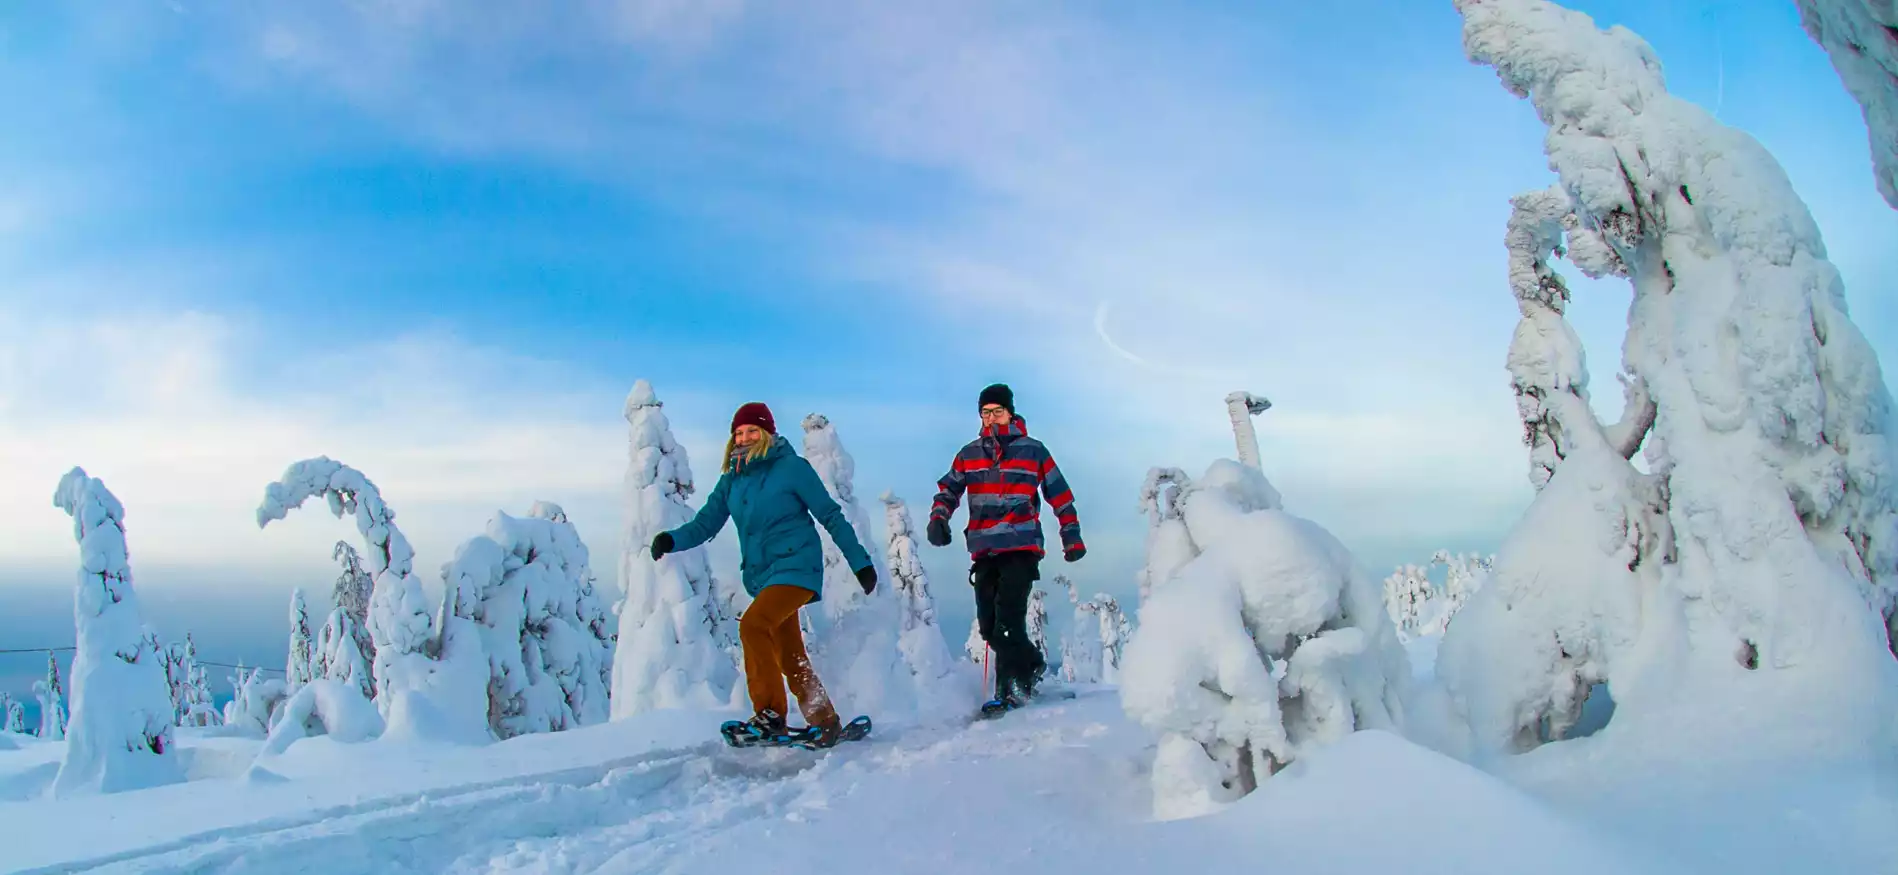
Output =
[{"x1": 980, "y1": 404, "x2": 1012, "y2": 429}]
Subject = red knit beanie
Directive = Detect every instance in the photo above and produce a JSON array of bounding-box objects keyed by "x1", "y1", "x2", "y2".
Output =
[{"x1": 731, "y1": 402, "x2": 776, "y2": 435}]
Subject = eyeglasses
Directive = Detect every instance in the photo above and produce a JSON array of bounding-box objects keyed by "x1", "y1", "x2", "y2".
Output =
[{"x1": 980, "y1": 407, "x2": 1010, "y2": 418}]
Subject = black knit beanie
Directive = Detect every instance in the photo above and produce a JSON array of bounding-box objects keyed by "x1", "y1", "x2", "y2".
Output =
[{"x1": 979, "y1": 383, "x2": 1014, "y2": 413}]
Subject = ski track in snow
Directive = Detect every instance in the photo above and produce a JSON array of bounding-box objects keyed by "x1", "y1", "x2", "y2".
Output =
[{"x1": 34, "y1": 702, "x2": 1097, "y2": 875}]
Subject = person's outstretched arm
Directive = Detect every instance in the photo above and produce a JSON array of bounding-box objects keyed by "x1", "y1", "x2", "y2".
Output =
[{"x1": 667, "y1": 472, "x2": 733, "y2": 552}]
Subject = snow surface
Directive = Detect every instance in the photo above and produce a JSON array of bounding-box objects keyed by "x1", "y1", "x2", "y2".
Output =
[{"x1": 10, "y1": 680, "x2": 1888, "y2": 875}]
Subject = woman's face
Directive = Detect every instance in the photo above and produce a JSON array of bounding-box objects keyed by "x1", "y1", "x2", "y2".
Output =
[{"x1": 733, "y1": 424, "x2": 767, "y2": 449}]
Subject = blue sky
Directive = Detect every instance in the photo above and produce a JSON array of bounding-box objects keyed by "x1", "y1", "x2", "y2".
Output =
[{"x1": 1, "y1": 0, "x2": 1893, "y2": 697}]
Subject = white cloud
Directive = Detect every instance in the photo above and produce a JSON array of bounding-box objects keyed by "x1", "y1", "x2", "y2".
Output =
[{"x1": 0, "y1": 307, "x2": 725, "y2": 586}]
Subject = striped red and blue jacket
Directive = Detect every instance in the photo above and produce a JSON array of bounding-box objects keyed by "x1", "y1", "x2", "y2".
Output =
[{"x1": 930, "y1": 417, "x2": 1083, "y2": 560}]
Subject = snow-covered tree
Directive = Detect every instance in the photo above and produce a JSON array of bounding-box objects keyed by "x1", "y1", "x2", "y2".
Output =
[
  {"x1": 330, "y1": 540, "x2": 377, "y2": 685},
  {"x1": 2, "y1": 695, "x2": 25, "y2": 734},
  {"x1": 1422, "y1": 551, "x2": 1492, "y2": 636},
  {"x1": 1121, "y1": 457, "x2": 1408, "y2": 820},
  {"x1": 287, "y1": 588, "x2": 316, "y2": 694},
  {"x1": 1439, "y1": 0, "x2": 1898, "y2": 757},
  {"x1": 51, "y1": 467, "x2": 180, "y2": 796},
  {"x1": 1056, "y1": 576, "x2": 1103, "y2": 685},
  {"x1": 611, "y1": 380, "x2": 737, "y2": 717},
  {"x1": 1796, "y1": 0, "x2": 1898, "y2": 209},
  {"x1": 444, "y1": 503, "x2": 612, "y2": 739},
  {"x1": 260, "y1": 679, "x2": 385, "y2": 757},
  {"x1": 1382, "y1": 564, "x2": 1433, "y2": 639},
  {"x1": 257, "y1": 457, "x2": 487, "y2": 743},
  {"x1": 159, "y1": 640, "x2": 191, "y2": 723},
  {"x1": 965, "y1": 617, "x2": 986, "y2": 664},
  {"x1": 313, "y1": 608, "x2": 374, "y2": 703},
  {"x1": 35, "y1": 652, "x2": 67, "y2": 740},
  {"x1": 177, "y1": 635, "x2": 219, "y2": 728},
  {"x1": 802, "y1": 413, "x2": 956, "y2": 718},
  {"x1": 880, "y1": 491, "x2": 960, "y2": 698},
  {"x1": 223, "y1": 666, "x2": 287, "y2": 736},
  {"x1": 1095, "y1": 594, "x2": 1128, "y2": 684},
  {"x1": 1026, "y1": 588, "x2": 1052, "y2": 677},
  {"x1": 1137, "y1": 467, "x2": 1197, "y2": 606}
]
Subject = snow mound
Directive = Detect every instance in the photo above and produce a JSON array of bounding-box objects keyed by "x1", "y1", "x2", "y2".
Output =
[{"x1": 259, "y1": 679, "x2": 385, "y2": 757}]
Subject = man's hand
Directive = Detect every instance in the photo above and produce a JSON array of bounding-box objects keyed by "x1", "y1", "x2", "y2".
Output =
[
  {"x1": 926, "y1": 518, "x2": 952, "y2": 547},
  {"x1": 1064, "y1": 545, "x2": 1086, "y2": 563}
]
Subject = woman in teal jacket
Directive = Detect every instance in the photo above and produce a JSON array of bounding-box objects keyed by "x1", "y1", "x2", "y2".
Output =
[{"x1": 649, "y1": 401, "x2": 877, "y2": 747}]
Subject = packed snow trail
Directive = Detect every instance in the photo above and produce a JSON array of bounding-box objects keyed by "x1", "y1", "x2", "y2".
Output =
[{"x1": 9, "y1": 692, "x2": 1679, "y2": 875}]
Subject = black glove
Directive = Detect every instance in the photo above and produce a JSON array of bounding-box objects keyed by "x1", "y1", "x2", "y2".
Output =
[
  {"x1": 855, "y1": 565, "x2": 878, "y2": 594},
  {"x1": 649, "y1": 532, "x2": 675, "y2": 561},
  {"x1": 926, "y1": 518, "x2": 952, "y2": 547},
  {"x1": 1064, "y1": 545, "x2": 1086, "y2": 563}
]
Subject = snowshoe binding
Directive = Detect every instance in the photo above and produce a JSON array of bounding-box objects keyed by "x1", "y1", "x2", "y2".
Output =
[{"x1": 721, "y1": 713, "x2": 873, "y2": 750}]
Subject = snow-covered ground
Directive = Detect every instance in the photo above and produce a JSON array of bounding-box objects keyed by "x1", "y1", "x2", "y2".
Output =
[{"x1": 4, "y1": 636, "x2": 1891, "y2": 875}]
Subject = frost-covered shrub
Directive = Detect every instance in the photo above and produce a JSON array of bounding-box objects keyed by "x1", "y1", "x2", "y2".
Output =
[
  {"x1": 3, "y1": 696, "x2": 25, "y2": 734},
  {"x1": 287, "y1": 589, "x2": 316, "y2": 694},
  {"x1": 1121, "y1": 460, "x2": 1407, "y2": 820},
  {"x1": 330, "y1": 541, "x2": 378, "y2": 691},
  {"x1": 612, "y1": 380, "x2": 736, "y2": 716},
  {"x1": 1383, "y1": 564, "x2": 1432, "y2": 639},
  {"x1": 1441, "y1": 0, "x2": 1898, "y2": 758},
  {"x1": 51, "y1": 467, "x2": 180, "y2": 797},
  {"x1": 1026, "y1": 588, "x2": 1052, "y2": 676},
  {"x1": 881, "y1": 492, "x2": 960, "y2": 699},
  {"x1": 1137, "y1": 467, "x2": 1197, "y2": 606},
  {"x1": 1055, "y1": 576, "x2": 1102, "y2": 684},
  {"x1": 223, "y1": 666, "x2": 288, "y2": 737}
]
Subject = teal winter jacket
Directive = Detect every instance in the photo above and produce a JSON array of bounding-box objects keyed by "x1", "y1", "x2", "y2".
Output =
[{"x1": 665, "y1": 434, "x2": 873, "y2": 601}]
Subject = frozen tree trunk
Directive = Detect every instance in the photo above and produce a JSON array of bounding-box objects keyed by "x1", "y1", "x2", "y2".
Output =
[
  {"x1": 35, "y1": 652, "x2": 67, "y2": 740},
  {"x1": 257, "y1": 457, "x2": 487, "y2": 744},
  {"x1": 50, "y1": 468, "x2": 180, "y2": 797},
  {"x1": 1796, "y1": 0, "x2": 1898, "y2": 209},
  {"x1": 1440, "y1": 0, "x2": 1898, "y2": 757},
  {"x1": 447, "y1": 504, "x2": 612, "y2": 738},
  {"x1": 611, "y1": 380, "x2": 737, "y2": 717},
  {"x1": 1224, "y1": 392, "x2": 1272, "y2": 471},
  {"x1": 287, "y1": 588, "x2": 316, "y2": 695}
]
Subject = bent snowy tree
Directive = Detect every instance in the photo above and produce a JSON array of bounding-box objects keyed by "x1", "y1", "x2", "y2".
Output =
[
  {"x1": 1440, "y1": 0, "x2": 1898, "y2": 757},
  {"x1": 1796, "y1": 0, "x2": 1898, "y2": 209},
  {"x1": 257, "y1": 457, "x2": 488, "y2": 743},
  {"x1": 51, "y1": 468, "x2": 180, "y2": 796}
]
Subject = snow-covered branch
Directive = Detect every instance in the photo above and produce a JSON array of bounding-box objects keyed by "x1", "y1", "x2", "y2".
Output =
[{"x1": 1796, "y1": 0, "x2": 1898, "y2": 209}]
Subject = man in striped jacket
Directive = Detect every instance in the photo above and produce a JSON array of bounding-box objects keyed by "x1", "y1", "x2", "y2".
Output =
[{"x1": 927, "y1": 383, "x2": 1085, "y2": 711}]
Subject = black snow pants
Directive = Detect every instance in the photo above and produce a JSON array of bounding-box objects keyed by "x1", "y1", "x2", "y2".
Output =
[{"x1": 972, "y1": 551, "x2": 1045, "y2": 699}]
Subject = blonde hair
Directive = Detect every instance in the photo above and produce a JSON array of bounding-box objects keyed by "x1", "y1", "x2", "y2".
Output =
[{"x1": 722, "y1": 432, "x2": 773, "y2": 473}]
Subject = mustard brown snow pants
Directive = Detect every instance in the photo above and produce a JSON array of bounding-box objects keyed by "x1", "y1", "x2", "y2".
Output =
[
  {"x1": 738, "y1": 584, "x2": 841, "y2": 731},
  {"x1": 972, "y1": 551, "x2": 1045, "y2": 699}
]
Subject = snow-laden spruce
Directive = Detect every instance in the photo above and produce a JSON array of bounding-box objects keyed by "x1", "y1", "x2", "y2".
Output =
[
  {"x1": 1120, "y1": 458, "x2": 1408, "y2": 820},
  {"x1": 1055, "y1": 576, "x2": 1103, "y2": 685},
  {"x1": 170, "y1": 635, "x2": 220, "y2": 728},
  {"x1": 1422, "y1": 551, "x2": 1491, "y2": 637},
  {"x1": 3, "y1": 695, "x2": 25, "y2": 734},
  {"x1": 223, "y1": 666, "x2": 287, "y2": 736},
  {"x1": 1383, "y1": 564, "x2": 1432, "y2": 640},
  {"x1": 35, "y1": 652, "x2": 67, "y2": 740},
  {"x1": 802, "y1": 414, "x2": 966, "y2": 718},
  {"x1": 443, "y1": 502, "x2": 613, "y2": 738},
  {"x1": 1796, "y1": 0, "x2": 1898, "y2": 209},
  {"x1": 1095, "y1": 594, "x2": 1131, "y2": 684},
  {"x1": 1137, "y1": 467, "x2": 1197, "y2": 606},
  {"x1": 50, "y1": 467, "x2": 181, "y2": 797},
  {"x1": 881, "y1": 492, "x2": 962, "y2": 698},
  {"x1": 328, "y1": 541, "x2": 378, "y2": 691},
  {"x1": 1026, "y1": 588, "x2": 1052, "y2": 676},
  {"x1": 1440, "y1": 0, "x2": 1898, "y2": 758},
  {"x1": 287, "y1": 589, "x2": 316, "y2": 694},
  {"x1": 611, "y1": 380, "x2": 738, "y2": 716},
  {"x1": 259, "y1": 679, "x2": 386, "y2": 758},
  {"x1": 257, "y1": 457, "x2": 488, "y2": 744}
]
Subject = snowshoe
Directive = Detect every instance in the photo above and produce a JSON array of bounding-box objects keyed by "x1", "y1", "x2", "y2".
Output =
[
  {"x1": 719, "y1": 709, "x2": 793, "y2": 748},
  {"x1": 786, "y1": 715, "x2": 873, "y2": 751},
  {"x1": 978, "y1": 694, "x2": 1024, "y2": 720},
  {"x1": 721, "y1": 714, "x2": 872, "y2": 750}
]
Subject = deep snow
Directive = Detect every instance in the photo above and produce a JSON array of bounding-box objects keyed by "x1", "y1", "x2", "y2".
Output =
[{"x1": 3, "y1": 634, "x2": 1893, "y2": 875}]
